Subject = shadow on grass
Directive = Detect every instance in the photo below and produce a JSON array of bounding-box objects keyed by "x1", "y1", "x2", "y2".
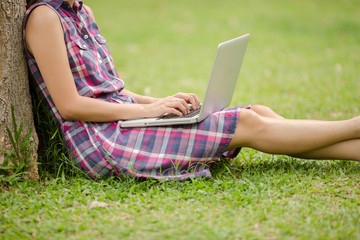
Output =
[{"x1": 210, "y1": 151, "x2": 360, "y2": 179}]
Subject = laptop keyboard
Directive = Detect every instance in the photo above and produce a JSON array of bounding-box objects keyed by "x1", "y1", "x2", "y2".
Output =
[{"x1": 158, "y1": 107, "x2": 201, "y2": 120}]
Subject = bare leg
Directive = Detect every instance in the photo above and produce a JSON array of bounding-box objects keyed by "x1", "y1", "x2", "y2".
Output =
[
  {"x1": 228, "y1": 108, "x2": 360, "y2": 159},
  {"x1": 291, "y1": 139, "x2": 360, "y2": 161},
  {"x1": 248, "y1": 105, "x2": 359, "y2": 160}
]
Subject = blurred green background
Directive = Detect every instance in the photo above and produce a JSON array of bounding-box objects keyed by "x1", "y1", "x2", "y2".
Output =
[{"x1": 87, "y1": 0, "x2": 359, "y2": 119}]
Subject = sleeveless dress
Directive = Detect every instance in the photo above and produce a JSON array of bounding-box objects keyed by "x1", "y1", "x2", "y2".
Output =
[{"x1": 23, "y1": 0, "x2": 249, "y2": 180}]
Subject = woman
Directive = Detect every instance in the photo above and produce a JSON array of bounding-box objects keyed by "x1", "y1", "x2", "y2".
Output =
[{"x1": 24, "y1": 0, "x2": 360, "y2": 180}]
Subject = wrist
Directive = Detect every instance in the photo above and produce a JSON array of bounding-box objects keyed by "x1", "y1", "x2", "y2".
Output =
[
  {"x1": 140, "y1": 104, "x2": 151, "y2": 118},
  {"x1": 141, "y1": 96, "x2": 158, "y2": 104}
]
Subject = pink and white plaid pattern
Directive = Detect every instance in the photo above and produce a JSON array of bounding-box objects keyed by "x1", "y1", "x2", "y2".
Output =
[{"x1": 24, "y1": 0, "x2": 248, "y2": 180}]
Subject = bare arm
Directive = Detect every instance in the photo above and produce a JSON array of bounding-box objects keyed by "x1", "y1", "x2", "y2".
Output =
[
  {"x1": 25, "y1": 6, "x2": 199, "y2": 122},
  {"x1": 120, "y1": 89, "x2": 159, "y2": 104}
]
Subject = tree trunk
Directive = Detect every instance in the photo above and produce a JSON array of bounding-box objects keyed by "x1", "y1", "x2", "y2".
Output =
[{"x1": 0, "y1": 0, "x2": 39, "y2": 180}]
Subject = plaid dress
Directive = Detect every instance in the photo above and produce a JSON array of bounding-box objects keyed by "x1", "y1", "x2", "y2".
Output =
[{"x1": 23, "y1": 0, "x2": 249, "y2": 180}]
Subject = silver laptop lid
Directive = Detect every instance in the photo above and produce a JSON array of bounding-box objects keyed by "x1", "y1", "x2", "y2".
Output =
[{"x1": 198, "y1": 33, "x2": 250, "y2": 121}]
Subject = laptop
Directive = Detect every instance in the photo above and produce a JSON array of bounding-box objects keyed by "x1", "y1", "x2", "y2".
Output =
[{"x1": 121, "y1": 33, "x2": 250, "y2": 128}]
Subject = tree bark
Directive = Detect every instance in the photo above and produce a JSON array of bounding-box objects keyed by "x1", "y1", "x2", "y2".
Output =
[{"x1": 0, "y1": 0, "x2": 39, "y2": 180}]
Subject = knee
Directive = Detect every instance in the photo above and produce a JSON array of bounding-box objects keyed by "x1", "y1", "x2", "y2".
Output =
[
  {"x1": 229, "y1": 109, "x2": 266, "y2": 149},
  {"x1": 250, "y1": 104, "x2": 271, "y2": 113},
  {"x1": 238, "y1": 108, "x2": 266, "y2": 131},
  {"x1": 235, "y1": 109, "x2": 267, "y2": 147},
  {"x1": 250, "y1": 104, "x2": 284, "y2": 119}
]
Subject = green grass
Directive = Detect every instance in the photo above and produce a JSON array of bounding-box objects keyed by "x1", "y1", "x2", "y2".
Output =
[
  {"x1": 1, "y1": 0, "x2": 360, "y2": 239},
  {"x1": 1, "y1": 159, "x2": 360, "y2": 239}
]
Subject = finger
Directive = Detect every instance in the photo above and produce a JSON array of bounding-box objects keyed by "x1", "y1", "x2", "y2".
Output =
[
  {"x1": 192, "y1": 93, "x2": 200, "y2": 105},
  {"x1": 189, "y1": 94, "x2": 199, "y2": 110},
  {"x1": 180, "y1": 98, "x2": 191, "y2": 113},
  {"x1": 174, "y1": 93, "x2": 197, "y2": 111},
  {"x1": 170, "y1": 98, "x2": 190, "y2": 114},
  {"x1": 157, "y1": 101, "x2": 183, "y2": 117},
  {"x1": 172, "y1": 98, "x2": 189, "y2": 114},
  {"x1": 172, "y1": 93, "x2": 199, "y2": 111},
  {"x1": 173, "y1": 92, "x2": 191, "y2": 102},
  {"x1": 185, "y1": 93, "x2": 200, "y2": 110},
  {"x1": 165, "y1": 107, "x2": 183, "y2": 116},
  {"x1": 172, "y1": 92, "x2": 185, "y2": 99}
]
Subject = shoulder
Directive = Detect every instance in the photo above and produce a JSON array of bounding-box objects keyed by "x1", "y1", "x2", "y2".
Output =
[
  {"x1": 28, "y1": 5, "x2": 59, "y2": 21},
  {"x1": 83, "y1": 4, "x2": 96, "y2": 21},
  {"x1": 25, "y1": 5, "x2": 64, "y2": 54},
  {"x1": 26, "y1": 5, "x2": 61, "y2": 30}
]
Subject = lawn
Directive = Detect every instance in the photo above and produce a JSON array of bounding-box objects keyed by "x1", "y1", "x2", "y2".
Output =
[{"x1": 1, "y1": 0, "x2": 360, "y2": 239}]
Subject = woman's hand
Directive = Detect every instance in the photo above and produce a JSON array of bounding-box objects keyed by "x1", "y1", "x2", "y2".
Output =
[
  {"x1": 172, "y1": 92, "x2": 200, "y2": 110},
  {"x1": 143, "y1": 93, "x2": 200, "y2": 118}
]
